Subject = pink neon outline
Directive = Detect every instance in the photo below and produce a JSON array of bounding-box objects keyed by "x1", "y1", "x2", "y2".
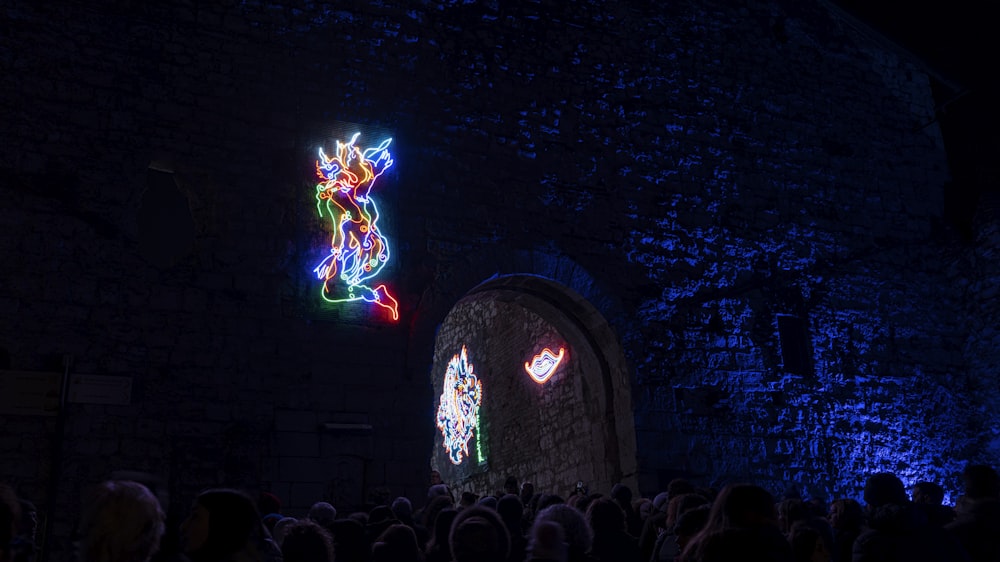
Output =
[{"x1": 524, "y1": 347, "x2": 566, "y2": 383}]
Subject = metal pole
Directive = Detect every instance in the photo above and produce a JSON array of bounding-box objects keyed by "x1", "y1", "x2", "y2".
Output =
[{"x1": 40, "y1": 354, "x2": 72, "y2": 562}]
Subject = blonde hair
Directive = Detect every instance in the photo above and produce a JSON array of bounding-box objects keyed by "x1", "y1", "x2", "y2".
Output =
[{"x1": 79, "y1": 480, "x2": 165, "y2": 562}]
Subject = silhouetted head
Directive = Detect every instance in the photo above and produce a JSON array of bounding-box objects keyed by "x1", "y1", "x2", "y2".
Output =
[
  {"x1": 675, "y1": 505, "x2": 710, "y2": 545},
  {"x1": 789, "y1": 522, "x2": 829, "y2": 562},
  {"x1": 828, "y1": 498, "x2": 863, "y2": 531},
  {"x1": 307, "y1": 502, "x2": 337, "y2": 527},
  {"x1": 427, "y1": 507, "x2": 458, "y2": 557},
  {"x1": 520, "y1": 482, "x2": 535, "y2": 505},
  {"x1": 460, "y1": 491, "x2": 479, "y2": 508},
  {"x1": 371, "y1": 523, "x2": 421, "y2": 562},
  {"x1": 181, "y1": 488, "x2": 258, "y2": 562},
  {"x1": 863, "y1": 473, "x2": 908, "y2": 508},
  {"x1": 703, "y1": 483, "x2": 777, "y2": 532},
  {"x1": 272, "y1": 517, "x2": 298, "y2": 546},
  {"x1": 912, "y1": 481, "x2": 945, "y2": 505},
  {"x1": 533, "y1": 504, "x2": 592, "y2": 557},
  {"x1": 80, "y1": 480, "x2": 165, "y2": 562},
  {"x1": 450, "y1": 506, "x2": 510, "y2": 562},
  {"x1": 667, "y1": 492, "x2": 711, "y2": 527},
  {"x1": 667, "y1": 478, "x2": 697, "y2": 500},
  {"x1": 478, "y1": 495, "x2": 498, "y2": 511},
  {"x1": 504, "y1": 476, "x2": 519, "y2": 496},
  {"x1": 963, "y1": 464, "x2": 1000, "y2": 500},
  {"x1": 496, "y1": 494, "x2": 524, "y2": 534},
  {"x1": 390, "y1": 497, "x2": 413, "y2": 524},
  {"x1": 611, "y1": 483, "x2": 633, "y2": 505},
  {"x1": 328, "y1": 518, "x2": 366, "y2": 562},
  {"x1": 422, "y1": 494, "x2": 455, "y2": 529},
  {"x1": 586, "y1": 498, "x2": 625, "y2": 535},
  {"x1": 280, "y1": 519, "x2": 334, "y2": 562},
  {"x1": 527, "y1": 520, "x2": 567, "y2": 562}
]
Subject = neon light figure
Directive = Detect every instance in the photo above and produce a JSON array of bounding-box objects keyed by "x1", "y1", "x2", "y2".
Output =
[
  {"x1": 436, "y1": 346, "x2": 483, "y2": 465},
  {"x1": 524, "y1": 347, "x2": 566, "y2": 383},
  {"x1": 313, "y1": 132, "x2": 399, "y2": 320}
]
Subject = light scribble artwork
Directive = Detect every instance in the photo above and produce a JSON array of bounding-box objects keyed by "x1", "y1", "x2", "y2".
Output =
[
  {"x1": 524, "y1": 347, "x2": 566, "y2": 383},
  {"x1": 313, "y1": 132, "x2": 398, "y2": 320},
  {"x1": 436, "y1": 346, "x2": 483, "y2": 465}
]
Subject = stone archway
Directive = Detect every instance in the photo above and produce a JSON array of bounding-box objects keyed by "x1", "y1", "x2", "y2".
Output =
[{"x1": 428, "y1": 274, "x2": 637, "y2": 498}]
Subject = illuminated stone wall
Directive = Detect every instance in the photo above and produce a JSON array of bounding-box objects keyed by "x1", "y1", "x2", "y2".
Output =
[
  {"x1": 430, "y1": 280, "x2": 638, "y2": 499},
  {"x1": 1, "y1": 1, "x2": 997, "y2": 558}
]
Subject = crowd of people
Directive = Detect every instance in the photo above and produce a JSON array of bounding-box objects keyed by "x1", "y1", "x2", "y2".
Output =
[{"x1": 2, "y1": 463, "x2": 999, "y2": 562}]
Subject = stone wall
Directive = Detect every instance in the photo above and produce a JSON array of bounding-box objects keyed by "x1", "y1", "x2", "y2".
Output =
[
  {"x1": 1, "y1": 0, "x2": 996, "y2": 557},
  {"x1": 430, "y1": 277, "x2": 638, "y2": 499}
]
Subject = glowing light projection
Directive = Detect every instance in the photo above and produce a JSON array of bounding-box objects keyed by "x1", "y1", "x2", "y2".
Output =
[
  {"x1": 475, "y1": 411, "x2": 485, "y2": 463},
  {"x1": 524, "y1": 347, "x2": 566, "y2": 383},
  {"x1": 436, "y1": 346, "x2": 483, "y2": 465},
  {"x1": 312, "y1": 132, "x2": 399, "y2": 320}
]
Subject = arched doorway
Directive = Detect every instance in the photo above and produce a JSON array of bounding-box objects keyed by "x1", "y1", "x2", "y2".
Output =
[{"x1": 428, "y1": 274, "x2": 637, "y2": 498}]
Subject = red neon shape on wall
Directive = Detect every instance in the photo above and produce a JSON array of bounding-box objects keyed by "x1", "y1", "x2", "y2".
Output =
[{"x1": 524, "y1": 347, "x2": 566, "y2": 383}]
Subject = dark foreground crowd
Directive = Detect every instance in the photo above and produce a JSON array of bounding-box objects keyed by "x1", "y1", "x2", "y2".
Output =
[{"x1": 2, "y1": 463, "x2": 1000, "y2": 562}]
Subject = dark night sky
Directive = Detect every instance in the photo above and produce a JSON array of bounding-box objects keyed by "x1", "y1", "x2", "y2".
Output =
[{"x1": 833, "y1": 0, "x2": 999, "y2": 237}]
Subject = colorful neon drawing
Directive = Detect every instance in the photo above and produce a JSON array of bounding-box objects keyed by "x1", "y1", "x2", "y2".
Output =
[
  {"x1": 312, "y1": 132, "x2": 398, "y2": 320},
  {"x1": 524, "y1": 347, "x2": 566, "y2": 383},
  {"x1": 436, "y1": 346, "x2": 483, "y2": 465}
]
